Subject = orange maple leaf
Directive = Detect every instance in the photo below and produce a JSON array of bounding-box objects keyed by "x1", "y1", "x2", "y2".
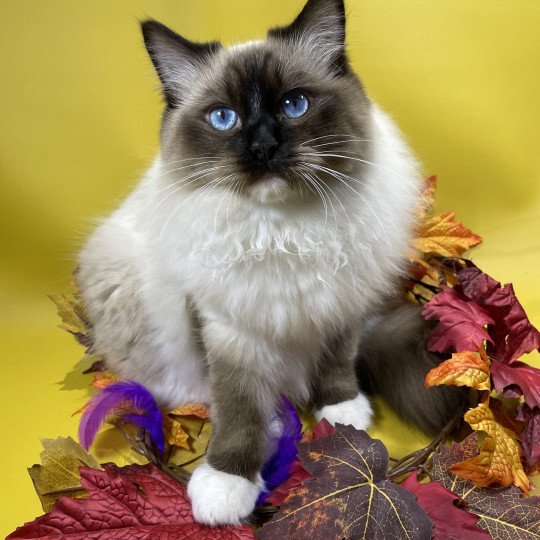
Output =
[
  {"x1": 451, "y1": 401, "x2": 530, "y2": 492},
  {"x1": 414, "y1": 211, "x2": 482, "y2": 258},
  {"x1": 425, "y1": 349, "x2": 491, "y2": 391}
]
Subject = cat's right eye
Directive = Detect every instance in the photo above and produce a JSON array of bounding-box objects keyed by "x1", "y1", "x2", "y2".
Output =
[{"x1": 208, "y1": 107, "x2": 239, "y2": 131}]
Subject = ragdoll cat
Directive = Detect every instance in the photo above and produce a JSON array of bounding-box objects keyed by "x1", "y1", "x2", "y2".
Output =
[{"x1": 77, "y1": 0, "x2": 464, "y2": 526}]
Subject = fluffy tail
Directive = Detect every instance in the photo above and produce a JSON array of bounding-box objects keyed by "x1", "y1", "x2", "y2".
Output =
[{"x1": 357, "y1": 302, "x2": 468, "y2": 434}]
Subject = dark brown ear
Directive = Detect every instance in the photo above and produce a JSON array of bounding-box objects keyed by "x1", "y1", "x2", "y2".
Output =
[
  {"x1": 141, "y1": 19, "x2": 221, "y2": 107},
  {"x1": 267, "y1": 0, "x2": 349, "y2": 75}
]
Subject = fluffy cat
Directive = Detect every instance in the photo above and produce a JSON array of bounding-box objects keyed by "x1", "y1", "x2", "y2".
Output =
[{"x1": 77, "y1": 0, "x2": 464, "y2": 526}]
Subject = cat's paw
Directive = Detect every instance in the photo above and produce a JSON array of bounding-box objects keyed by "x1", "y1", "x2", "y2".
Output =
[
  {"x1": 187, "y1": 463, "x2": 263, "y2": 526},
  {"x1": 315, "y1": 392, "x2": 373, "y2": 431}
]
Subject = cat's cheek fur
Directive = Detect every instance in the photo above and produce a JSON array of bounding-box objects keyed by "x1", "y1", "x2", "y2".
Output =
[
  {"x1": 187, "y1": 463, "x2": 264, "y2": 526},
  {"x1": 315, "y1": 392, "x2": 373, "y2": 431}
]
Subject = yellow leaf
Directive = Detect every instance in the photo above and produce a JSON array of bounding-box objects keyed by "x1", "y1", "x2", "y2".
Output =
[
  {"x1": 167, "y1": 418, "x2": 212, "y2": 473},
  {"x1": 451, "y1": 401, "x2": 530, "y2": 492},
  {"x1": 414, "y1": 211, "x2": 482, "y2": 258},
  {"x1": 48, "y1": 294, "x2": 87, "y2": 335},
  {"x1": 28, "y1": 437, "x2": 101, "y2": 512},
  {"x1": 168, "y1": 403, "x2": 209, "y2": 419},
  {"x1": 425, "y1": 349, "x2": 491, "y2": 391},
  {"x1": 163, "y1": 416, "x2": 190, "y2": 450}
]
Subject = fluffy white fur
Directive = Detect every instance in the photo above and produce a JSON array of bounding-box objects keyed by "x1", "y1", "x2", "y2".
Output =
[
  {"x1": 315, "y1": 392, "x2": 373, "y2": 430},
  {"x1": 78, "y1": 102, "x2": 420, "y2": 408},
  {"x1": 187, "y1": 463, "x2": 264, "y2": 526}
]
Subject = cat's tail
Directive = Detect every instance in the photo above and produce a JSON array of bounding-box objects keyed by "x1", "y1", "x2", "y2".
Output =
[{"x1": 356, "y1": 301, "x2": 468, "y2": 434}]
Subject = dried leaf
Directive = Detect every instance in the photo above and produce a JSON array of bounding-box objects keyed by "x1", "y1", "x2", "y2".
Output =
[
  {"x1": 258, "y1": 424, "x2": 433, "y2": 539},
  {"x1": 163, "y1": 415, "x2": 190, "y2": 450},
  {"x1": 27, "y1": 437, "x2": 100, "y2": 512},
  {"x1": 425, "y1": 349, "x2": 491, "y2": 391},
  {"x1": 414, "y1": 211, "x2": 482, "y2": 258},
  {"x1": 48, "y1": 294, "x2": 87, "y2": 335},
  {"x1": 416, "y1": 175, "x2": 437, "y2": 220},
  {"x1": 91, "y1": 370, "x2": 118, "y2": 389},
  {"x1": 452, "y1": 401, "x2": 530, "y2": 492},
  {"x1": 167, "y1": 417, "x2": 212, "y2": 473},
  {"x1": 9, "y1": 463, "x2": 255, "y2": 539},
  {"x1": 423, "y1": 285, "x2": 494, "y2": 353},
  {"x1": 402, "y1": 472, "x2": 490, "y2": 539},
  {"x1": 168, "y1": 403, "x2": 210, "y2": 419},
  {"x1": 432, "y1": 433, "x2": 540, "y2": 539}
]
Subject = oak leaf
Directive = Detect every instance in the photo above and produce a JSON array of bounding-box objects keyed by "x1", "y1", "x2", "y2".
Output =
[
  {"x1": 423, "y1": 285, "x2": 494, "y2": 353},
  {"x1": 257, "y1": 424, "x2": 432, "y2": 539},
  {"x1": 27, "y1": 437, "x2": 100, "y2": 513},
  {"x1": 402, "y1": 472, "x2": 490, "y2": 539},
  {"x1": 452, "y1": 401, "x2": 530, "y2": 492},
  {"x1": 432, "y1": 433, "x2": 540, "y2": 539},
  {"x1": 425, "y1": 349, "x2": 491, "y2": 391},
  {"x1": 414, "y1": 211, "x2": 482, "y2": 258},
  {"x1": 9, "y1": 463, "x2": 255, "y2": 539}
]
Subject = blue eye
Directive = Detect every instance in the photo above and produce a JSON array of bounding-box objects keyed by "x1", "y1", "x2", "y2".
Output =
[
  {"x1": 281, "y1": 90, "x2": 309, "y2": 119},
  {"x1": 208, "y1": 107, "x2": 238, "y2": 131}
]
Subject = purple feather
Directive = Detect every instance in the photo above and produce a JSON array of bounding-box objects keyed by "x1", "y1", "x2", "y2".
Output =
[
  {"x1": 78, "y1": 380, "x2": 164, "y2": 455},
  {"x1": 258, "y1": 396, "x2": 303, "y2": 505}
]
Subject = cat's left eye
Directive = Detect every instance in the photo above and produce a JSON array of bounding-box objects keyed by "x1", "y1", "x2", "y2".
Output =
[
  {"x1": 281, "y1": 90, "x2": 309, "y2": 119},
  {"x1": 208, "y1": 107, "x2": 239, "y2": 131}
]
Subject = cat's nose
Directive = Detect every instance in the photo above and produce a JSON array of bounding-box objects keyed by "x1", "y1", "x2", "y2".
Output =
[{"x1": 249, "y1": 126, "x2": 279, "y2": 163}]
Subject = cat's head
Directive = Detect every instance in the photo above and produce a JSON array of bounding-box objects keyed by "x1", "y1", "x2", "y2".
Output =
[{"x1": 142, "y1": 0, "x2": 371, "y2": 205}]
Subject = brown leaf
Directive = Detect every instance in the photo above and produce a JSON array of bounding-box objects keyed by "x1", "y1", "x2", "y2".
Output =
[
  {"x1": 258, "y1": 424, "x2": 432, "y2": 539},
  {"x1": 432, "y1": 433, "x2": 540, "y2": 539},
  {"x1": 163, "y1": 416, "x2": 190, "y2": 450},
  {"x1": 425, "y1": 349, "x2": 491, "y2": 391},
  {"x1": 168, "y1": 403, "x2": 209, "y2": 419}
]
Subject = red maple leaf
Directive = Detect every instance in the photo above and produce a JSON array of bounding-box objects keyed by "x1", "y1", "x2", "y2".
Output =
[
  {"x1": 457, "y1": 266, "x2": 540, "y2": 363},
  {"x1": 422, "y1": 285, "x2": 494, "y2": 353},
  {"x1": 517, "y1": 404, "x2": 540, "y2": 473},
  {"x1": 491, "y1": 360, "x2": 540, "y2": 408},
  {"x1": 7, "y1": 463, "x2": 255, "y2": 539},
  {"x1": 402, "y1": 472, "x2": 491, "y2": 539}
]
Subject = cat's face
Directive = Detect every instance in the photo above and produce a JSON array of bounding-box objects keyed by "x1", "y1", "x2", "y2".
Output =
[{"x1": 143, "y1": 0, "x2": 372, "y2": 204}]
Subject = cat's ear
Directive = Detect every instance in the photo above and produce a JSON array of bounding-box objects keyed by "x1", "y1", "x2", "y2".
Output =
[
  {"x1": 268, "y1": 0, "x2": 349, "y2": 74},
  {"x1": 141, "y1": 19, "x2": 221, "y2": 107}
]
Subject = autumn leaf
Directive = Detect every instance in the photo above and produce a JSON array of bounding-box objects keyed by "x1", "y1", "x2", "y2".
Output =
[
  {"x1": 258, "y1": 424, "x2": 433, "y2": 539},
  {"x1": 27, "y1": 437, "x2": 100, "y2": 512},
  {"x1": 425, "y1": 349, "x2": 491, "y2": 391},
  {"x1": 414, "y1": 211, "x2": 482, "y2": 258},
  {"x1": 168, "y1": 403, "x2": 209, "y2": 419},
  {"x1": 416, "y1": 175, "x2": 437, "y2": 221},
  {"x1": 167, "y1": 417, "x2": 212, "y2": 473},
  {"x1": 452, "y1": 401, "x2": 530, "y2": 492},
  {"x1": 432, "y1": 433, "x2": 540, "y2": 539},
  {"x1": 49, "y1": 290, "x2": 92, "y2": 349},
  {"x1": 91, "y1": 370, "x2": 117, "y2": 389},
  {"x1": 457, "y1": 266, "x2": 540, "y2": 363},
  {"x1": 402, "y1": 472, "x2": 490, "y2": 539},
  {"x1": 491, "y1": 360, "x2": 540, "y2": 408},
  {"x1": 163, "y1": 415, "x2": 190, "y2": 449},
  {"x1": 9, "y1": 463, "x2": 255, "y2": 539},
  {"x1": 423, "y1": 285, "x2": 494, "y2": 353},
  {"x1": 517, "y1": 404, "x2": 540, "y2": 473}
]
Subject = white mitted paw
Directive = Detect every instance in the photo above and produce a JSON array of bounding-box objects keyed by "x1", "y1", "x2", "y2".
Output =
[
  {"x1": 315, "y1": 393, "x2": 373, "y2": 431},
  {"x1": 187, "y1": 463, "x2": 263, "y2": 526}
]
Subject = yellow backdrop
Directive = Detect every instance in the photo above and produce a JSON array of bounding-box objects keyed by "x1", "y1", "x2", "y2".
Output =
[{"x1": 1, "y1": 0, "x2": 539, "y2": 535}]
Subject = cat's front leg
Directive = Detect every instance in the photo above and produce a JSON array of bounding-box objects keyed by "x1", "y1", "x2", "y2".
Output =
[
  {"x1": 187, "y1": 323, "x2": 277, "y2": 526},
  {"x1": 313, "y1": 328, "x2": 373, "y2": 430}
]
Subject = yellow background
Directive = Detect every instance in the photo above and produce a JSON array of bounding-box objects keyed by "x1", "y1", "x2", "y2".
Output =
[{"x1": 1, "y1": 0, "x2": 539, "y2": 535}]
